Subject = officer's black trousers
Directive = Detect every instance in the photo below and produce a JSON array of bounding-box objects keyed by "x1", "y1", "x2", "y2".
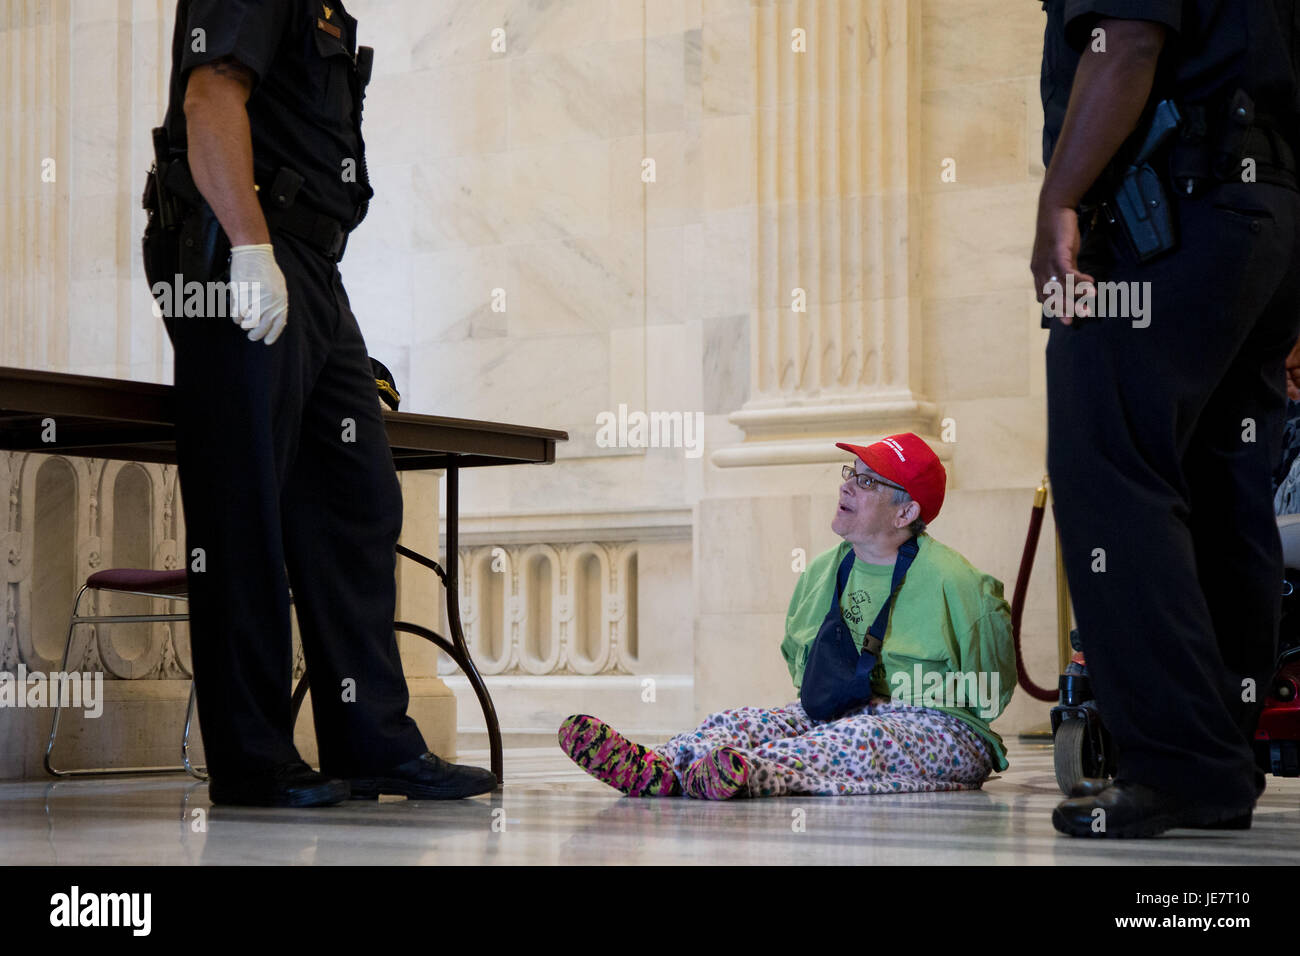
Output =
[
  {"x1": 162, "y1": 232, "x2": 427, "y2": 780},
  {"x1": 1046, "y1": 180, "x2": 1300, "y2": 808}
]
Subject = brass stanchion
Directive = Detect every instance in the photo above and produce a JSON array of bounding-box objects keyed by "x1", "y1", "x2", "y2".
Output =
[{"x1": 1054, "y1": 492, "x2": 1074, "y2": 672}]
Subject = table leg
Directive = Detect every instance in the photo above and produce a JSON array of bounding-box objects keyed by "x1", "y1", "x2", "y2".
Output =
[{"x1": 444, "y1": 460, "x2": 504, "y2": 786}]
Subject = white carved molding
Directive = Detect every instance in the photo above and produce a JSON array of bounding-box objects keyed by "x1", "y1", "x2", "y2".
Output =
[{"x1": 447, "y1": 541, "x2": 642, "y2": 678}]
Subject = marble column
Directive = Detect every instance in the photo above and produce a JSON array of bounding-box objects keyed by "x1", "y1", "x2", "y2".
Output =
[{"x1": 713, "y1": 0, "x2": 939, "y2": 470}]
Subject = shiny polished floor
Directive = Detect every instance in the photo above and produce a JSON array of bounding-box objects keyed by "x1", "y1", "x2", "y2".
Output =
[{"x1": 6, "y1": 740, "x2": 1299, "y2": 865}]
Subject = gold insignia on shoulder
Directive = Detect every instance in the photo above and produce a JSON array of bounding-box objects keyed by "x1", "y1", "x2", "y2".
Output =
[{"x1": 323, "y1": 5, "x2": 333, "y2": 18}]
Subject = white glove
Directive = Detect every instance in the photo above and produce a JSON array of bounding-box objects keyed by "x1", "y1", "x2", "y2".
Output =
[{"x1": 229, "y1": 244, "x2": 289, "y2": 345}]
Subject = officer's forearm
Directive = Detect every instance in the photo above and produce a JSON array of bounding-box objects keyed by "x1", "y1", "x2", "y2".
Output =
[
  {"x1": 183, "y1": 59, "x2": 270, "y2": 247},
  {"x1": 1039, "y1": 18, "x2": 1167, "y2": 212}
]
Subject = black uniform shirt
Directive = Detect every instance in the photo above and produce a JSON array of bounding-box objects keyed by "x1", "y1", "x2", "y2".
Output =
[
  {"x1": 162, "y1": 0, "x2": 373, "y2": 229},
  {"x1": 1040, "y1": 0, "x2": 1298, "y2": 168}
]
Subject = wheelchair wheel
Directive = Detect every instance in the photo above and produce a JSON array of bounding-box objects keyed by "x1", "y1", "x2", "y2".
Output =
[{"x1": 1054, "y1": 718, "x2": 1105, "y2": 796}]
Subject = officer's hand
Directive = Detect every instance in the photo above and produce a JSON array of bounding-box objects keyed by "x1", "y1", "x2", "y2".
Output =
[
  {"x1": 229, "y1": 244, "x2": 289, "y2": 345},
  {"x1": 1031, "y1": 204, "x2": 1095, "y2": 327},
  {"x1": 1286, "y1": 336, "x2": 1300, "y2": 402}
]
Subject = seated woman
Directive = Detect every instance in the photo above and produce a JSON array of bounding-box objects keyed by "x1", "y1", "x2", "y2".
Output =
[{"x1": 559, "y1": 433, "x2": 1018, "y2": 800}]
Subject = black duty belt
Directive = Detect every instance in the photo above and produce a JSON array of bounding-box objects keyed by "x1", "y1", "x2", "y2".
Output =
[
  {"x1": 1169, "y1": 96, "x2": 1299, "y2": 195},
  {"x1": 1170, "y1": 127, "x2": 1298, "y2": 195},
  {"x1": 259, "y1": 197, "x2": 348, "y2": 261},
  {"x1": 160, "y1": 158, "x2": 352, "y2": 261}
]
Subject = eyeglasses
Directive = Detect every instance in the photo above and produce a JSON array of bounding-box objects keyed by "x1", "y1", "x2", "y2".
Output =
[{"x1": 841, "y1": 464, "x2": 906, "y2": 493}]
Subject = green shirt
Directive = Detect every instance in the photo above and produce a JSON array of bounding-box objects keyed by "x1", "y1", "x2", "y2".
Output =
[{"x1": 780, "y1": 535, "x2": 1017, "y2": 772}]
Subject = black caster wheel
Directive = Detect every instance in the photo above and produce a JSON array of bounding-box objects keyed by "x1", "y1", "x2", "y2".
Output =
[{"x1": 1054, "y1": 717, "x2": 1107, "y2": 796}]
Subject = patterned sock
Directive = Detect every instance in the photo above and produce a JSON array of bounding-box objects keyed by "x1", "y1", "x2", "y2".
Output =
[
  {"x1": 557, "y1": 714, "x2": 680, "y2": 797},
  {"x1": 683, "y1": 745, "x2": 752, "y2": 800}
]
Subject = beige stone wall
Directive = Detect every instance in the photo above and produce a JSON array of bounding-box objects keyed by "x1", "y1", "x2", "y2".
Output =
[
  {"x1": 1, "y1": 0, "x2": 1068, "y2": 777},
  {"x1": 920, "y1": 0, "x2": 1049, "y2": 488}
]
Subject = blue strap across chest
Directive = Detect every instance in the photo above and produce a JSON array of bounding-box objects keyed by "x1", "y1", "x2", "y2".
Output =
[{"x1": 832, "y1": 535, "x2": 920, "y2": 648}]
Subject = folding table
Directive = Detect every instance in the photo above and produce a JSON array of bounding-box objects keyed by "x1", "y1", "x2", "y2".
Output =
[{"x1": 0, "y1": 365, "x2": 568, "y2": 785}]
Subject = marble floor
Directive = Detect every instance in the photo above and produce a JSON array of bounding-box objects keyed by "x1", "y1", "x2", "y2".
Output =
[{"x1": 4, "y1": 739, "x2": 1298, "y2": 865}]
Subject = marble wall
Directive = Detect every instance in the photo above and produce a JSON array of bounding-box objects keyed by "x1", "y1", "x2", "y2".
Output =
[{"x1": 0, "y1": 0, "x2": 1067, "y2": 776}]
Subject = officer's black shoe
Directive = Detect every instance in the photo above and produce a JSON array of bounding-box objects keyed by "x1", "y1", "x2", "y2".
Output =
[
  {"x1": 1067, "y1": 774, "x2": 1260, "y2": 827},
  {"x1": 348, "y1": 752, "x2": 498, "y2": 800},
  {"x1": 1052, "y1": 779, "x2": 1253, "y2": 838},
  {"x1": 209, "y1": 761, "x2": 350, "y2": 808},
  {"x1": 1068, "y1": 777, "x2": 1112, "y2": 798}
]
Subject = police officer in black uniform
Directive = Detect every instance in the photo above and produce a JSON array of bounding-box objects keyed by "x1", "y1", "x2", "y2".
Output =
[
  {"x1": 1034, "y1": 0, "x2": 1300, "y2": 836},
  {"x1": 153, "y1": 0, "x2": 496, "y2": 806}
]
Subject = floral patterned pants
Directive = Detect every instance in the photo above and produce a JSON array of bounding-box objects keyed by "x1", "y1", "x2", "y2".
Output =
[{"x1": 655, "y1": 698, "x2": 994, "y2": 797}]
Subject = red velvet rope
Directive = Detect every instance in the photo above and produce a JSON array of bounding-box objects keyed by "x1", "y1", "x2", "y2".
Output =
[{"x1": 1010, "y1": 498, "x2": 1058, "y2": 702}]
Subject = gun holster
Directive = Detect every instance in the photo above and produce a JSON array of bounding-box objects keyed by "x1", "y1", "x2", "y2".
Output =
[
  {"x1": 142, "y1": 127, "x2": 230, "y2": 304},
  {"x1": 141, "y1": 200, "x2": 177, "y2": 296},
  {"x1": 1109, "y1": 162, "x2": 1177, "y2": 263},
  {"x1": 142, "y1": 129, "x2": 182, "y2": 294},
  {"x1": 177, "y1": 202, "x2": 232, "y2": 284},
  {"x1": 1099, "y1": 99, "x2": 1183, "y2": 264}
]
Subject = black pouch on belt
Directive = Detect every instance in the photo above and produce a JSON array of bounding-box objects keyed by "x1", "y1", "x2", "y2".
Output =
[
  {"x1": 1212, "y1": 89, "x2": 1257, "y2": 181},
  {"x1": 1168, "y1": 101, "x2": 1214, "y2": 197}
]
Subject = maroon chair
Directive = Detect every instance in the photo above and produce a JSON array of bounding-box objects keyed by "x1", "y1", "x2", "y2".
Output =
[{"x1": 43, "y1": 569, "x2": 292, "y2": 780}]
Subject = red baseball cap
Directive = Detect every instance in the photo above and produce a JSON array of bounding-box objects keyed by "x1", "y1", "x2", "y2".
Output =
[{"x1": 835, "y1": 433, "x2": 946, "y2": 524}]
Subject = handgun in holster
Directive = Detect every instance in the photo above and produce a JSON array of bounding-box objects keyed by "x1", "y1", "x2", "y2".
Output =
[
  {"x1": 1101, "y1": 99, "x2": 1183, "y2": 263},
  {"x1": 141, "y1": 126, "x2": 186, "y2": 291}
]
